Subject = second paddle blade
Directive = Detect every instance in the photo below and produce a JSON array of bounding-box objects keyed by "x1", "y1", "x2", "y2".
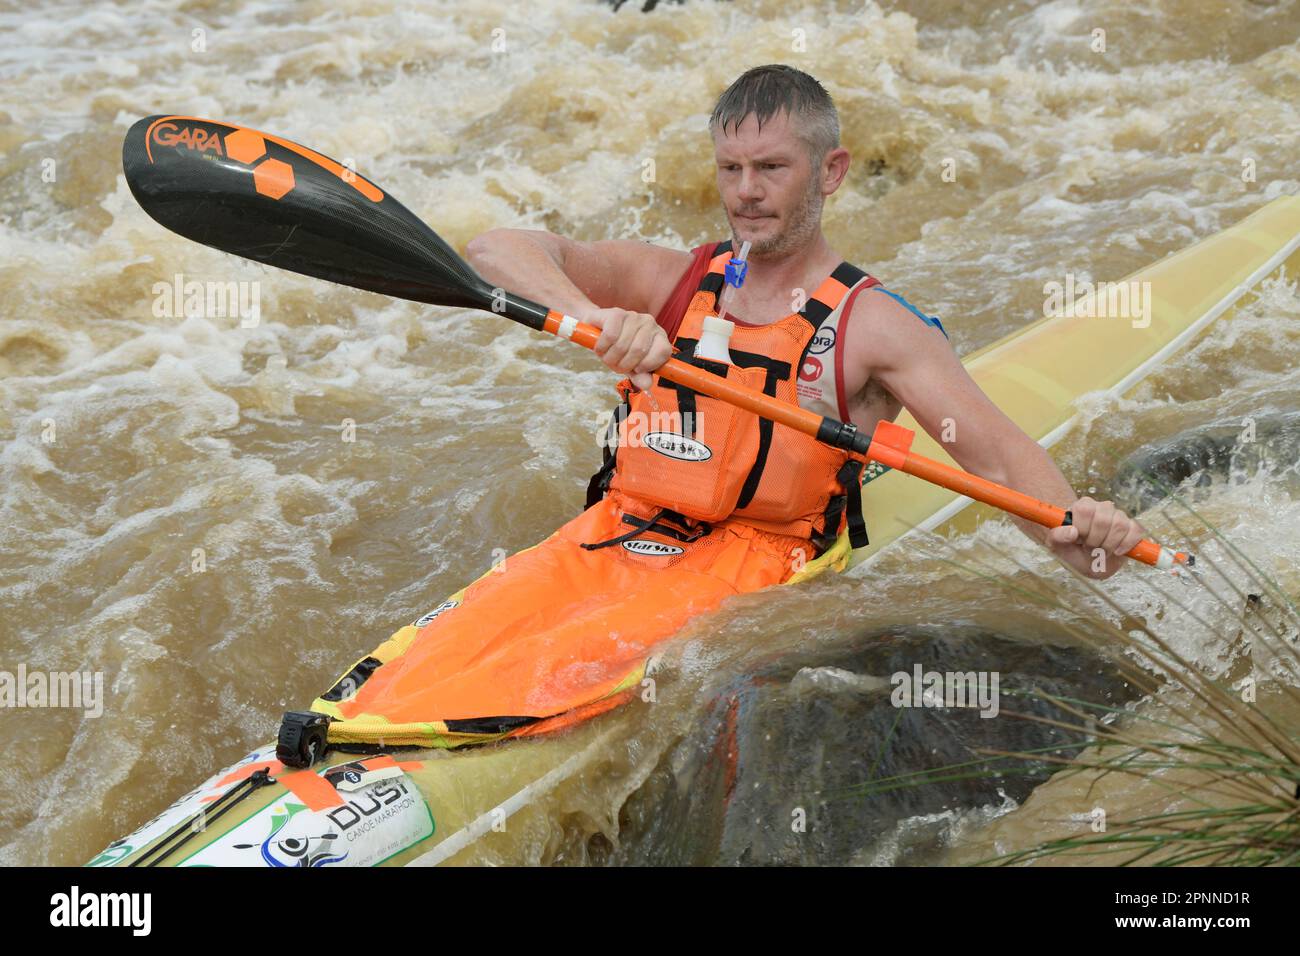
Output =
[{"x1": 122, "y1": 115, "x2": 493, "y2": 310}]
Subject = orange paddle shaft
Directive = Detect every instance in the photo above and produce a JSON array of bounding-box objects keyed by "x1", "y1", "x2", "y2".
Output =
[
  {"x1": 866, "y1": 420, "x2": 1194, "y2": 571},
  {"x1": 543, "y1": 310, "x2": 862, "y2": 447}
]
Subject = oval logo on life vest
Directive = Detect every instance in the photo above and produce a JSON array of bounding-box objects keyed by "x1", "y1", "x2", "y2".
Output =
[
  {"x1": 800, "y1": 355, "x2": 824, "y2": 381},
  {"x1": 644, "y1": 432, "x2": 712, "y2": 462},
  {"x1": 622, "y1": 539, "x2": 685, "y2": 556},
  {"x1": 808, "y1": 326, "x2": 836, "y2": 355}
]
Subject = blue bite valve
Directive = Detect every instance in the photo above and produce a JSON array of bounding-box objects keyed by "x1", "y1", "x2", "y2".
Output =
[{"x1": 724, "y1": 257, "x2": 748, "y2": 288}]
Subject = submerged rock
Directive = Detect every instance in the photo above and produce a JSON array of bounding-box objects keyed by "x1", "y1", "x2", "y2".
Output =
[
  {"x1": 600, "y1": 629, "x2": 1139, "y2": 865},
  {"x1": 1112, "y1": 411, "x2": 1300, "y2": 514}
]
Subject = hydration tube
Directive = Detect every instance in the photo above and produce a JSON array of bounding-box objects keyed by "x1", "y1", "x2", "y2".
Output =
[{"x1": 694, "y1": 240, "x2": 750, "y2": 363}]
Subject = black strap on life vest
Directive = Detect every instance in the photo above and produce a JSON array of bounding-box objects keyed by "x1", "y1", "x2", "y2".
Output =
[
  {"x1": 585, "y1": 396, "x2": 630, "y2": 509},
  {"x1": 812, "y1": 460, "x2": 870, "y2": 555},
  {"x1": 706, "y1": 242, "x2": 867, "y2": 336},
  {"x1": 656, "y1": 350, "x2": 730, "y2": 439},
  {"x1": 665, "y1": 339, "x2": 791, "y2": 512},
  {"x1": 698, "y1": 248, "x2": 873, "y2": 544},
  {"x1": 585, "y1": 455, "x2": 616, "y2": 510},
  {"x1": 697, "y1": 239, "x2": 732, "y2": 302},
  {"x1": 580, "y1": 507, "x2": 711, "y2": 551},
  {"x1": 794, "y1": 261, "x2": 871, "y2": 375},
  {"x1": 841, "y1": 460, "x2": 870, "y2": 549}
]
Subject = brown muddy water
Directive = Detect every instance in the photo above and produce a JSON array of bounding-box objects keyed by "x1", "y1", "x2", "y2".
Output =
[{"x1": 1, "y1": 0, "x2": 1299, "y2": 866}]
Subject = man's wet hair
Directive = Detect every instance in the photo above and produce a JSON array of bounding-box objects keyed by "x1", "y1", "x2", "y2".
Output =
[{"x1": 709, "y1": 65, "x2": 840, "y2": 163}]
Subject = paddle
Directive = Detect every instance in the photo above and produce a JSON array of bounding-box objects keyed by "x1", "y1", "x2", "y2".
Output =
[{"x1": 122, "y1": 115, "x2": 1194, "y2": 574}]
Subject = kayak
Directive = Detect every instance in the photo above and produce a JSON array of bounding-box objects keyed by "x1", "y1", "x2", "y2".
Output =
[{"x1": 88, "y1": 194, "x2": 1300, "y2": 867}]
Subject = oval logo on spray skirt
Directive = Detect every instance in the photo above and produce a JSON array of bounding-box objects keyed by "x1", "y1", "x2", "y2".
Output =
[
  {"x1": 622, "y1": 540, "x2": 685, "y2": 556},
  {"x1": 644, "y1": 432, "x2": 711, "y2": 462}
]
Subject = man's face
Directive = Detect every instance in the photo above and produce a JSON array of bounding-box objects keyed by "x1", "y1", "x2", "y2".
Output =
[{"x1": 713, "y1": 109, "x2": 825, "y2": 259}]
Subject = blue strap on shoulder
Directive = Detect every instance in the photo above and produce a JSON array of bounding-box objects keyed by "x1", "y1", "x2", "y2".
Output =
[{"x1": 876, "y1": 287, "x2": 948, "y2": 339}]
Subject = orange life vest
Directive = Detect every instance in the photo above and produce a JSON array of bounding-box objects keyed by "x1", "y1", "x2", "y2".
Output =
[{"x1": 584, "y1": 242, "x2": 877, "y2": 555}]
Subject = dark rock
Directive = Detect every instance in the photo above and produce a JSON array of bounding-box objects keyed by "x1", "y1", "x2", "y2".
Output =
[
  {"x1": 601, "y1": 628, "x2": 1139, "y2": 865},
  {"x1": 1112, "y1": 411, "x2": 1300, "y2": 514}
]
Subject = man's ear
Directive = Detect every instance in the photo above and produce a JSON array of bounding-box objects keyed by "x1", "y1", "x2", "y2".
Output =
[{"x1": 822, "y1": 146, "x2": 851, "y2": 194}]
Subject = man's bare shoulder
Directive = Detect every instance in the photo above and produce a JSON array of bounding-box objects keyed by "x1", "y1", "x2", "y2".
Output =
[{"x1": 845, "y1": 285, "x2": 950, "y2": 373}]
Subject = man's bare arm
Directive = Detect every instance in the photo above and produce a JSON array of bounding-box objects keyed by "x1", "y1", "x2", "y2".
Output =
[
  {"x1": 463, "y1": 229, "x2": 689, "y2": 389},
  {"x1": 465, "y1": 229, "x2": 688, "y2": 319},
  {"x1": 855, "y1": 290, "x2": 1148, "y2": 579}
]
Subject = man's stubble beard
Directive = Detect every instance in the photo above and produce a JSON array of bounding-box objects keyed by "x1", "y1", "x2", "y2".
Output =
[{"x1": 737, "y1": 172, "x2": 825, "y2": 260}]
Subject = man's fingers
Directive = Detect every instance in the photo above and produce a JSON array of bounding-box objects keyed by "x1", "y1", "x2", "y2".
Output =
[
  {"x1": 592, "y1": 310, "x2": 623, "y2": 355},
  {"x1": 628, "y1": 326, "x2": 671, "y2": 392},
  {"x1": 1051, "y1": 495, "x2": 1149, "y2": 578},
  {"x1": 1069, "y1": 496, "x2": 1096, "y2": 542},
  {"x1": 625, "y1": 324, "x2": 661, "y2": 372},
  {"x1": 1118, "y1": 522, "x2": 1147, "y2": 557},
  {"x1": 1101, "y1": 516, "x2": 1133, "y2": 556},
  {"x1": 638, "y1": 334, "x2": 674, "y2": 374},
  {"x1": 598, "y1": 312, "x2": 638, "y2": 365},
  {"x1": 1085, "y1": 500, "x2": 1116, "y2": 548},
  {"x1": 604, "y1": 320, "x2": 647, "y2": 369},
  {"x1": 1111, "y1": 516, "x2": 1147, "y2": 557},
  {"x1": 580, "y1": 305, "x2": 672, "y2": 389},
  {"x1": 591, "y1": 311, "x2": 668, "y2": 380},
  {"x1": 1047, "y1": 525, "x2": 1079, "y2": 548}
]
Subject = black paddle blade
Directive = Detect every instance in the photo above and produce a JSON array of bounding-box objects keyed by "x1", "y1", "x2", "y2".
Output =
[{"x1": 122, "y1": 115, "x2": 495, "y2": 310}]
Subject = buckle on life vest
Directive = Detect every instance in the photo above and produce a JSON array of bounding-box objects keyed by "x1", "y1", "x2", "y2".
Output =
[
  {"x1": 276, "y1": 711, "x2": 334, "y2": 768},
  {"x1": 815, "y1": 459, "x2": 871, "y2": 553},
  {"x1": 621, "y1": 509, "x2": 710, "y2": 543},
  {"x1": 580, "y1": 507, "x2": 711, "y2": 551}
]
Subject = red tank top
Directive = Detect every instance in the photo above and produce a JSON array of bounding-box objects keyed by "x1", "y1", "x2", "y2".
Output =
[{"x1": 654, "y1": 243, "x2": 714, "y2": 342}]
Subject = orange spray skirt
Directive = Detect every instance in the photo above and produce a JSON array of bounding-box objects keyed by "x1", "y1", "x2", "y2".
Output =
[{"x1": 310, "y1": 490, "x2": 836, "y2": 748}]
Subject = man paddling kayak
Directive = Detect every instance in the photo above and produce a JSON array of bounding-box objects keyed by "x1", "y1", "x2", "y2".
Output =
[
  {"x1": 467, "y1": 64, "x2": 1148, "y2": 582},
  {"x1": 280, "y1": 67, "x2": 1153, "y2": 753},
  {"x1": 104, "y1": 96, "x2": 1300, "y2": 859}
]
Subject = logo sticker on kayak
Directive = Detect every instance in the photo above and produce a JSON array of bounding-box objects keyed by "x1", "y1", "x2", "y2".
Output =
[
  {"x1": 622, "y1": 540, "x2": 685, "y2": 556},
  {"x1": 86, "y1": 744, "x2": 282, "y2": 866},
  {"x1": 413, "y1": 600, "x2": 459, "y2": 627},
  {"x1": 861, "y1": 460, "x2": 891, "y2": 485},
  {"x1": 644, "y1": 432, "x2": 711, "y2": 462},
  {"x1": 179, "y1": 762, "x2": 434, "y2": 867}
]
